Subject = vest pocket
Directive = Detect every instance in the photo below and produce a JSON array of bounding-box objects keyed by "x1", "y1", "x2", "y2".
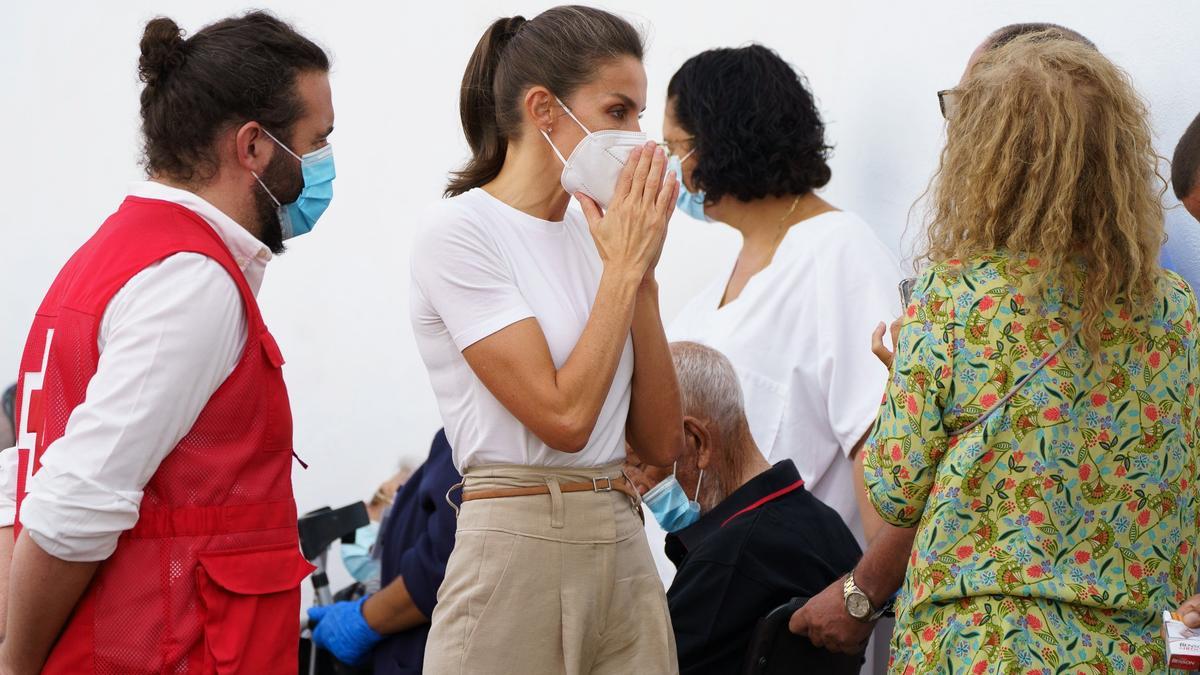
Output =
[
  {"x1": 196, "y1": 543, "x2": 314, "y2": 673},
  {"x1": 259, "y1": 330, "x2": 293, "y2": 452}
]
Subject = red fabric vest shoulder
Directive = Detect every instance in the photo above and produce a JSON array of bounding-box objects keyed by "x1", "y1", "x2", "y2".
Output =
[{"x1": 11, "y1": 196, "x2": 313, "y2": 674}]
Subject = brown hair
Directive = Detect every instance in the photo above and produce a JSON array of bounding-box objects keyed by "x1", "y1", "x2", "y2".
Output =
[
  {"x1": 1173, "y1": 111, "x2": 1200, "y2": 200},
  {"x1": 138, "y1": 12, "x2": 329, "y2": 184},
  {"x1": 446, "y1": 6, "x2": 643, "y2": 197},
  {"x1": 921, "y1": 33, "x2": 1165, "y2": 351}
]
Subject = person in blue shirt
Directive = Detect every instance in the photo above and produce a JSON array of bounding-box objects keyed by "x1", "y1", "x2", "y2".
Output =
[{"x1": 307, "y1": 429, "x2": 461, "y2": 673}]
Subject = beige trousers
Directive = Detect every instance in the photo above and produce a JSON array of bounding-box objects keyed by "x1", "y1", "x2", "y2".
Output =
[{"x1": 423, "y1": 462, "x2": 679, "y2": 675}]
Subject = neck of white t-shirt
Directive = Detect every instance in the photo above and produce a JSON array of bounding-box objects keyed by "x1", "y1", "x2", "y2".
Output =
[{"x1": 722, "y1": 193, "x2": 837, "y2": 249}]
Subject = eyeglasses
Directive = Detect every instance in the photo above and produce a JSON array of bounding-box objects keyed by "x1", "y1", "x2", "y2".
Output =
[
  {"x1": 658, "y1": 137, "x2": 695, "y2": 159},
  {"x1": 937, "y1": 89, "x2": 959, "y2": 120}
]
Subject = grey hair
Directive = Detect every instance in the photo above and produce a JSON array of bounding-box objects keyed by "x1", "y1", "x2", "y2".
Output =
[{"x1": 670, "y1": 341, "x2": 747, "y2": 440}]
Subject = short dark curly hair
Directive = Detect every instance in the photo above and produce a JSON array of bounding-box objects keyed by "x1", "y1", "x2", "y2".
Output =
[
  {"x1": 1173, "y1": 111, "x2": 1200, "y2": 201},
  {"x1": 667, "y1": 44, "x2": 831, "y2": 204}
]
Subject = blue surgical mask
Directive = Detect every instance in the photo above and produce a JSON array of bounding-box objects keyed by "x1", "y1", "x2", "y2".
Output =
[
  {"x1": 643, "y1": 463, "x2": 703, "y2": 533},
  {"x1": 668, "y1": 151, "x2": 710, "y2": 222},
  {"x1": 253, "y1": 128, "x2": 336, "y2": 239},
  {"x1": 340, "y1": 522, "x2": 381, "y2": 584}
]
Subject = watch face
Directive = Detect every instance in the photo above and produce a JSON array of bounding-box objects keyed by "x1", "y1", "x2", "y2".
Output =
[{"x1": 847, "y1": 592, "x2": 871, "y2": 619}]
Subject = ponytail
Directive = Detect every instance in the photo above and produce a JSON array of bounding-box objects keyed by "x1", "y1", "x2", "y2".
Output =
[
  {"x1": 445, "y1": 6, "x2": 644, "y2": 198},
  {"x1": 445, "y1": 16, "x2": 527, "y2": 197}
]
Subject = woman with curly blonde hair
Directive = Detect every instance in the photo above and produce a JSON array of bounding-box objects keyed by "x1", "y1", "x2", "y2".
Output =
[{"x1": 865, "y1": 33, "x2": 1200, "y2": 674}]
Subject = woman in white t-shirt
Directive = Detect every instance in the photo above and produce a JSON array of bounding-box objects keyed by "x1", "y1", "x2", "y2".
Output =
[
  {"x1": 660, "y1": 45, "x2": 903, "y2": 665},
  {"x1": 412, "y1": 7, "x2": 683, "y2": 675}
]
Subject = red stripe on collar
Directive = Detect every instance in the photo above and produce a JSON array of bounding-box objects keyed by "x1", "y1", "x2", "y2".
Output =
[{"x1": 720, "y1": 478, "x2": 805, "y2": 528}]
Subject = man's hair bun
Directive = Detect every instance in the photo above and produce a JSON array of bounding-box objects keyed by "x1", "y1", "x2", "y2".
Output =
[{"x1": 138, "y1": 17, "x2": 187, "y2": 87}]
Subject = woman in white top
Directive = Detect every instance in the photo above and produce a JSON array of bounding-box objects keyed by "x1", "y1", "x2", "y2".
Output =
[
  {"x1": 411, "y1": 7, "x2": 683, "y2": 674},
  {"x1": 661, "y1": 45, "x2": 902, "y2": 665}
]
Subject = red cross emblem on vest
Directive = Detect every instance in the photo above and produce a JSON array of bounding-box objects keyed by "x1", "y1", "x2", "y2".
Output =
[{"x1": 15, "y1": 328, "x2": 54, "y2": 523}]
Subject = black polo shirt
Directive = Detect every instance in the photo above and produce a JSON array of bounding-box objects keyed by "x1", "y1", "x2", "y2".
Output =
[{"x1": 665, "y1": 460, "x2": 862, "y2": 675}]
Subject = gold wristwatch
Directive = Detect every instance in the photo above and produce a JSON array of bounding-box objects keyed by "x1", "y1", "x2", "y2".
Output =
[{"x1": 843, "y1": 572, "x2": 887, "y2": 622}]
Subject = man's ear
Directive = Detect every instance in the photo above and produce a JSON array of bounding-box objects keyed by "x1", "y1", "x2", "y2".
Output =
[
  {"x1": 683, "y1": 415, "x2": 712, "y2": 471},
  {"x1": 233, "y1": 121, "x2": 275, "y2": 176}
]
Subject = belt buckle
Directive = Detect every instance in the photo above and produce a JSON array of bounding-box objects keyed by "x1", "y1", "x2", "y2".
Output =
[{"x1": 592, "y1": 476, "x2": 614, "y2": 493}]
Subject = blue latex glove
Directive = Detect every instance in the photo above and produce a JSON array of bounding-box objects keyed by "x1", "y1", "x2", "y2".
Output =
[{"x1": 307, "y1": 596, "x2": 384, "y2": 666}]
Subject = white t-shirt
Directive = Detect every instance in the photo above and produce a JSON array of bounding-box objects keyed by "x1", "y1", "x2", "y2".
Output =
[
  {"x1": 410, "y1": 188, "x2": 634, "y2": 472},
  {"x1": 669, "y1": 210, "x2": 900, "y2": 543}
]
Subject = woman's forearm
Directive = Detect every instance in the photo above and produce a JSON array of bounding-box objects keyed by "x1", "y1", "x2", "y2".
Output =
[
  {"x1": 548, "y1": 267, "x2": 644, "y2": 449},
  {"x1": 625, "y1": 281, "x2": 684, "y2": 466},
  {"x1": 853, "y1": 523, "x2": 917, "y2": 608},
  {"x1": 463, "y1": 263, "x2": 649, "y2": 453},
  {"x1": 853, "y1": 442, "x2": 886, "y2": 543}
]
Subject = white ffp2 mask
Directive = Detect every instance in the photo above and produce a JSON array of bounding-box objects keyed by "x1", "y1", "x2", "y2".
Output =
[{"x1": 540, "y1": 97, "x2": 647, "y2": 209}]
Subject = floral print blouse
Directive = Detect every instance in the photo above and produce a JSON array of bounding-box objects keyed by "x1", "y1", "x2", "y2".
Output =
[{"x1": 865, "y1": 252, "x2": 1200, "y2": 674}]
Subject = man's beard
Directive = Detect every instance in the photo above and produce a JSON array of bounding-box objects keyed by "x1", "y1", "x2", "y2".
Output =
[{"x1": 253, "y1": 151, "x2": 303, "y2": 255}]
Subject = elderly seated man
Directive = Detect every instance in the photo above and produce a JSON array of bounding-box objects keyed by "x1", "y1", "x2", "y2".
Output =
[{"x1": 625, "y1": 342, "x2": 862, "y2": 675}]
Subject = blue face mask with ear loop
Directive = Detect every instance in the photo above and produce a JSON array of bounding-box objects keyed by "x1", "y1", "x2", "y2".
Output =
[
  {"x1": 252, "y1": 127, "x2": 336, "y2": 239},
  {"x1": 642, "y1": 462, "x2": 704, "y2": 532},
  {"x1": 667, "y1": 149, "x2": 711, "y2": 222},
  {"x1": 340, "y1": 521, "x2": 381, "y2": 584}
]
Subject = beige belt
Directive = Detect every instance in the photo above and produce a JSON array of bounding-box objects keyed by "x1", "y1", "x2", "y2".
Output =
[
  {"x1": 451, "y1": 473, "x2": 644, "y2": 524},
  {"x1": 462, "y1": 474, "x2": 640, "y2": 503}
]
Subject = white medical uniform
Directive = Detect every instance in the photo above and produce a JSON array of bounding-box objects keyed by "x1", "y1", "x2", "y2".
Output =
[{"x1": 669, "y1": 210, "x2": 901, "y2": 544}]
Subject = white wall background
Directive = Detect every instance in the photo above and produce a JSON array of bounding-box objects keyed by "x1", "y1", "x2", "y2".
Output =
[{"x1": 3, "y1": 1, "x2": 1199, "y2": 594}]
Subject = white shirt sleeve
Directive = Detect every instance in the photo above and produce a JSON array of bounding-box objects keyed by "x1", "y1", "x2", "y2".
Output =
[
  {"x1": 410, "y1": 206, "x2": 534, "y2": 351},
  {"x1": 17, "y1": 253, "x2": 246, "y2": 562},
  {"x1": 0, "y1": 446, "x2": 18, "y2": 528},
  {"x1": 816, "y1": 227, "x2": 902, "y2": 455}
]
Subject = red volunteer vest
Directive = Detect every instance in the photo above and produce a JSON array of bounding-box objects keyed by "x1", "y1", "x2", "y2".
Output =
[{"x1": 12, "y1": 196, "x2": 313, "y2": 673}]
